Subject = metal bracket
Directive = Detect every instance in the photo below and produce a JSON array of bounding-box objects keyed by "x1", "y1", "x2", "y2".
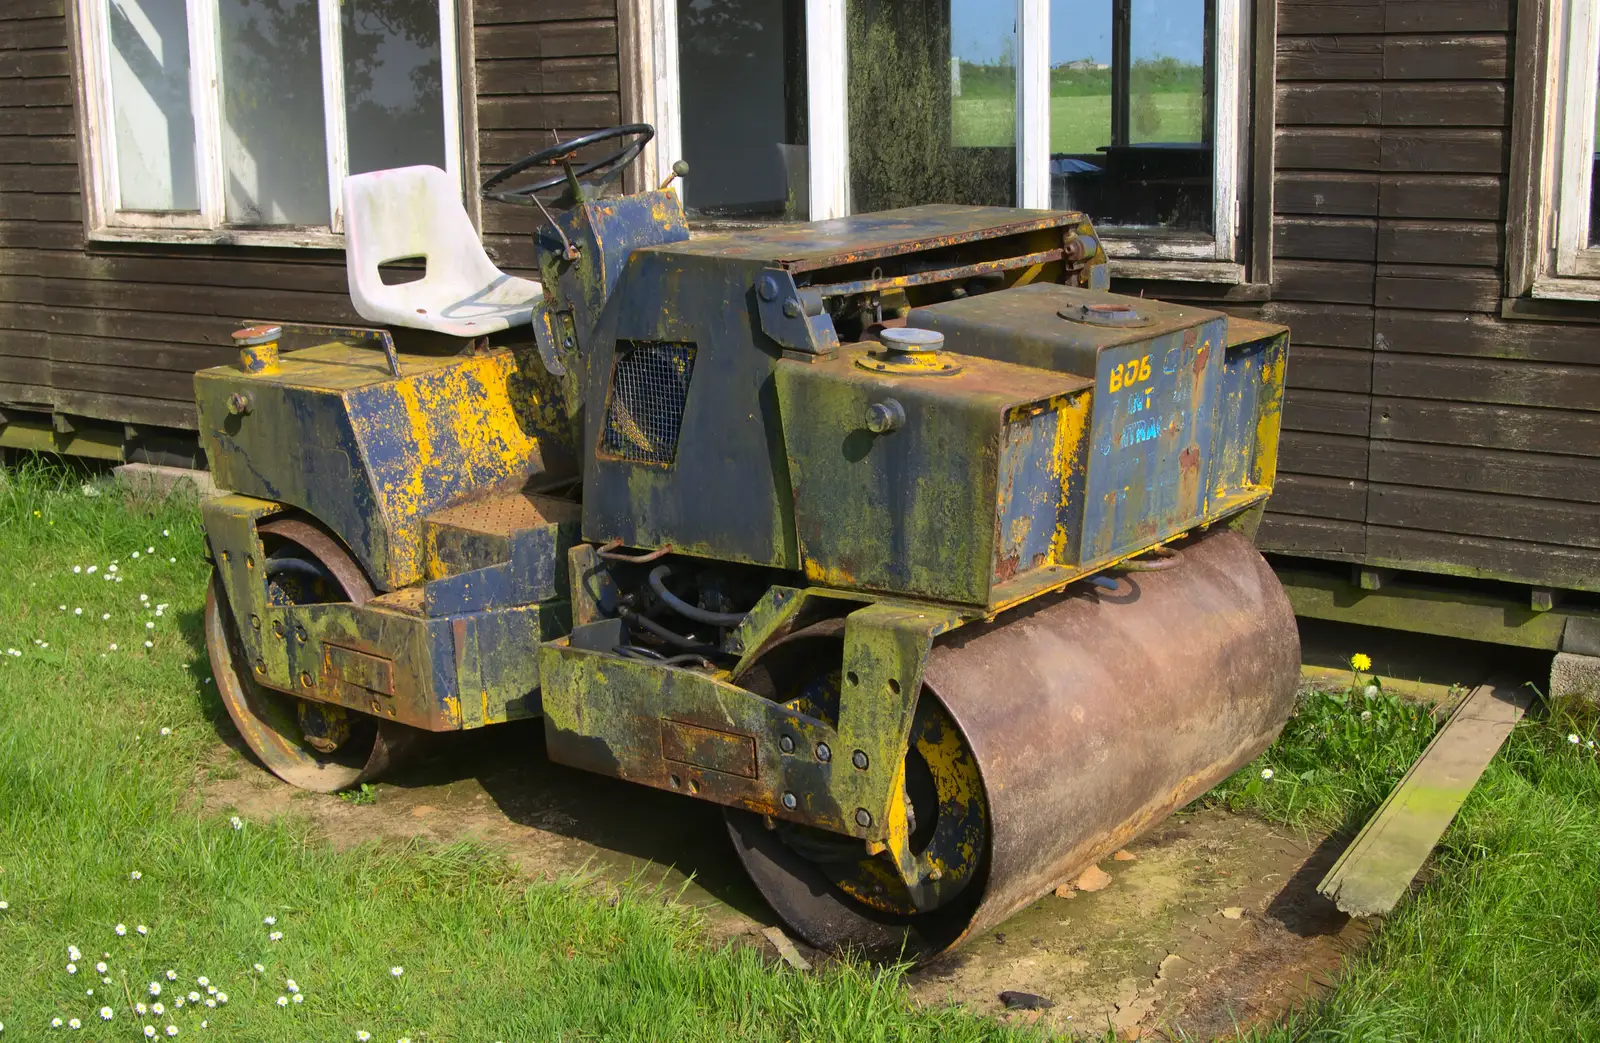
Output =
[
  {"x1": 279, "y1": 323, "x2": 402, "y2": 378},
  {"x1": 755, "y1": 268, "x2": 840, "y2": 354},
  {"x1": 530, "y1": 300, "x2": 568, "y2": 377}
]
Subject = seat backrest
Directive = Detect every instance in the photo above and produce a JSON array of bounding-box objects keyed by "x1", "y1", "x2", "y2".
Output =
[{"x1": 342, "y1": 165, "x2": 504, "y2": 320}]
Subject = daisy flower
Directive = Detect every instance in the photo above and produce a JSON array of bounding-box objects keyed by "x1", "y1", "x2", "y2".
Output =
[
  {"x1": 136, "y1": 925, "x2": 148, "y2": 935},
  {"x1": 263, "y1": 916, "x2": 276, "y2": 925},
  {"x1": 148, "y1": 982, "x2": 161, "y2": 996},
  {"x1": 390, "y1": 966, "x2": 403, "y2": 978},
  {"x1": 229, "y1": 817, "x2": 242, "y2": 830},
  {"x1": 269, "y1": 931, "x2": 283, "y2": 942},
  {"x1": 115, "y1": 924, "x2": 127, "y2": 936},
  {"x1": 1260, "y1": 768, "x2": 1274, "y2": 780},
  {"x1": 68, "y1": 1019, "x2": 80, "y2": 1030},
  {"x1": 165, "y1": 970, "x2": 177, "y2": 981},
  {"x1": 275, "y1": 996, "x2": 288, "y2": 1008},
  {"x1": 144, "y1": 1029, "x2": 156, "y2": 1039},
  {"x1": 99, "y1": 1009, "x2": 112, "y2": 1021}
]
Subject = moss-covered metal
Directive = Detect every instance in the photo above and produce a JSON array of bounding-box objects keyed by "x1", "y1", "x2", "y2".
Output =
[
  {"x1": 204, "y1": 495, "x2": 560, "y2": 732},
  {"x1": 196, "y1": 339, "x2": 564, "y2": 591}
]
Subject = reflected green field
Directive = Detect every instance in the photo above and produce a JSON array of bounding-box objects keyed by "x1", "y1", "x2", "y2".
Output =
[{"x1": 951, "y1": 90, "x2": 1204, "y2": 153}]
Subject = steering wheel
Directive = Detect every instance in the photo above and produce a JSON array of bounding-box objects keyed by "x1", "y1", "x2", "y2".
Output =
[{"x1": 480, "y1": 124, "x2": 655, "y2": 205}]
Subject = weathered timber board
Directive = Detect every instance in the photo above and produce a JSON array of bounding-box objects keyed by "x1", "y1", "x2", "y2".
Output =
[
  {"x1": 1365, "y1": 527, "x2": 1600, "y2": 591},
  {"x1": 1276, "y1": 173, "x2": 1381, "y2": 215},
  {"x1": 1373, "y1": 397, "x2": 1600, "y2": 455},
  {"x1": 1369, "y1": 442, "x2": 1600, "y2": 503},
  {"x1": 1319, "y1": 679, "x2": 1532, "y2": 917},
  {"x1": 1373, "y1": 353, "x2": 1600, "y2": 411},
  {"x1": 1257, "y1": 514, "x2": 1367, "y2": 560},
  {"x1": 1281, "y1": 431, "x2": 1372, "y2": 479}
]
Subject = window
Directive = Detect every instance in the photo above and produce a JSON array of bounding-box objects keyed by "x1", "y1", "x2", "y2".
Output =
[
  {"x1": 77, "y1": 0, "x2": 461, "y2": 245},
  {"x1": 1508, "y1": 0, "x2": 1600, "y2": 298},
  {"x1": 636, "y1": 0, "x2": 1247, "y2": 275}
]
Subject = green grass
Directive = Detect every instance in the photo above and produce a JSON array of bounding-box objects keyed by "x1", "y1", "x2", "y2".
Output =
[
  {"x1": 0, "y1": 460, "x2": 1031, "y2": 1043},
  {"x1": 1208, "y1": 677, "x2": 1441, "y2": 833},
  {"x1": 1215, "y1": 676, "x2": 1600, "y2": 1041},
  {"x1": 6, "y1": 456, "x2": 1600, "y2": 1041},
  {"x1": 951, "y1": 91, "x2": 1202, "y2": 153}
]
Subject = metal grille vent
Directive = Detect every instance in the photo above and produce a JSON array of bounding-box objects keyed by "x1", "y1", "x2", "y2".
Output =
[{"x1": 600, "y1": 342, "x2": 697, "y2": 464}]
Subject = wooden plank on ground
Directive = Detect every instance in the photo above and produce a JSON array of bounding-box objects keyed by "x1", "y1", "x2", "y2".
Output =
[{"x1": 1319, "y1": 679, "x2": 1533, "y2": 916}]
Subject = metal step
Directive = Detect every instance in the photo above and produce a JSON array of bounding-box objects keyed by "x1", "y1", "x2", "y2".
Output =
[
  {"x1": 422, "y1": 491, "x2": 580, "y2": 580},
  {"x1": 1318, "y1": 678, "x2": 1534, "y2": 917}
]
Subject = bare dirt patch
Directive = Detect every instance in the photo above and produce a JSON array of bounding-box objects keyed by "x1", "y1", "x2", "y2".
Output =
[{"x1": 199, "y1": 720, "x2": 1365, "y2": 1039}]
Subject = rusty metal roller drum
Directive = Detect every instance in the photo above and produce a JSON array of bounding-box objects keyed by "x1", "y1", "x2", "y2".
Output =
[{"x1": 728, "y1": 530, "x2": 1300, "y2": 957}]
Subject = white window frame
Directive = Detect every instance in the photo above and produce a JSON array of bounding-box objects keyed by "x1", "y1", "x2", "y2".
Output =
[
  {"x1": 632, "y1": 0, "x2": 1247, "y2": 280},
  {"x1": 75, "y1": 0, "x2": 461, "y2": 247},
  {"x1": 1519, "y1": 0, "x2": 1600, "y2": 297}
]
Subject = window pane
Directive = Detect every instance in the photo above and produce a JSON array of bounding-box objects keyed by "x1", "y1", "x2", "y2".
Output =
[
  {"x1": 678, "y1": 0, "x2": 809, "y2": 222},
  {"x1": 343, "y1": 0, "x2": 446, "y2": 175},
  {"x1": 106, "y1": 0, "x2": 198, "y2": 211},
  {"x1": 219, "y1": 0, "x2": 329, "y2": 225},
  {"x1": 849, "y1": 0, "x2": 1015, "y2": 212},
  {"x1": 1049, "y1": 0, "x2": 1213, "y2": 234}
]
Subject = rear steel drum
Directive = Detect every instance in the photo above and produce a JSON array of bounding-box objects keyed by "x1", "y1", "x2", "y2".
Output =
[{"x1": 728, "y1": 529, "x2": 1300, "y2": 957}]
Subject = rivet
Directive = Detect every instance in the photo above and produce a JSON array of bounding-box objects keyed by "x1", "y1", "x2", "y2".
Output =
[
  {"x1": 855, "y1": 808, "x2": 872, "y2": 828},
  {"x1": 778, "y1": 735, "x2": 795, "y2": 754},
  {"x1": 815, "y1": 742, "x2": 831, "y2": 763},
  {"x1": 757, "y1": 275, "x2": 780, "y2": 301},
  {"x1": 852, "y1": 750, "x2": 869, "y2": 770},
  {"x1": 782, "y1": 792, "x2": 798, "y2": 810}
]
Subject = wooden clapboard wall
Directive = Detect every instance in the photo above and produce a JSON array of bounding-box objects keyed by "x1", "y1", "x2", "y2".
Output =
[
  {"x1": 1256, "y1": 0, "x2": 1600, "y2": 593},
  {"x1": 0, "y1": 0, "x2": 619, "y2": 430}
]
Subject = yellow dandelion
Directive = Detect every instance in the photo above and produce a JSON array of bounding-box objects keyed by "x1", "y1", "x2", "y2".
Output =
[{"x1": 1351, "y1": 653, "x2": 1372, "y2": 672}]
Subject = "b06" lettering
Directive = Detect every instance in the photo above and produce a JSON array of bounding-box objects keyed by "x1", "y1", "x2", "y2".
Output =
[{"x1": 1108, "y1": 354, "x2": 1152, "y2": 392}]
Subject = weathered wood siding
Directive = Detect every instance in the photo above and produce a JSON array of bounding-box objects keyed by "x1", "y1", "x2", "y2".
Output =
[
  {"x1": 1255, "y1": 0, "x2": 1600, "y2": 593},
  {"x1": 0, "y1": 0, "x2": 617, "y2": 430}
]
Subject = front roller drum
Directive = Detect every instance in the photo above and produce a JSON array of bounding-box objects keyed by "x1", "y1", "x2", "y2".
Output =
[
  {"x1": 205, "y1": 518, "x2": 418, "y2": 793},
  {"x1": 728, "y1": 529, "x2": 1301, "y2": 958}
]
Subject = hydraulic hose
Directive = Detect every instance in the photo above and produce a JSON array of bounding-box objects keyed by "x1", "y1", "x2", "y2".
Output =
[
  {"x1": 620, "y1": 607, "x2": 716, "y2": 652},
  {"x1": 648, "y1": 565, "x2": 748, "y2": 627}
]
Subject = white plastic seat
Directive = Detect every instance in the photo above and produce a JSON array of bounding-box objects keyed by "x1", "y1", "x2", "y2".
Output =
[{"x1": 343, "y1": 165, "x2": 541, "y2": 337}]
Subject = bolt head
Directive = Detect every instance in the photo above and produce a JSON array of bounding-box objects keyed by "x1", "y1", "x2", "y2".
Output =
[
  {"x1": 757, "y1": 275, "x2": 780, "y2": 301},
  {"x1": 852, "y1": 750, "x2": 869, "y2": 770},
  {"x1": 782, "y1": 792, "x2": 797, "y2": 810},
  {"x1": 782, "y1": 297, "x2": 803, "y2": 318},
  {"x1": 855, "y1": 808, "x2": 872, "y2": 828},
  {"x1": 815, "y1": 742, "x2": 831, "y2": 763},
  {"x1": 778, "y1": 735, "x2": 795, "y2": 754}
]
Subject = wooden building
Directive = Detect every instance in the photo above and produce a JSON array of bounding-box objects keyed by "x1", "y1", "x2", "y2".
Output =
[{"x1": 1, "y1": 0, "x2": 1596, "y2": 649}]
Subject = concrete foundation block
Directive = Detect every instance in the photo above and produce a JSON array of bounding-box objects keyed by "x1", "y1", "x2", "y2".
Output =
[
  {"x1": 112, "y1": 463, "x2": 220, "y2": 502},
  {"x1": 1550, "y1": 652, "x2": 1600, "y2": 706}
]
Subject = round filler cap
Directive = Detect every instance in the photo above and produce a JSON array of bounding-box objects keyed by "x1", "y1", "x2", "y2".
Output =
[{"x1": 878, "y1": 327, "x2": 946, "y2": 353}]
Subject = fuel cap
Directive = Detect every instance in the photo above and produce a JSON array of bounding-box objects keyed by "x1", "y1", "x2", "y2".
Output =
[
  {"x1": 1059, "y1": 302, "x2": 1154, "y2": 328},
  {"x1": 877, "y1": 327, "x2": 946, "y2": 353}
]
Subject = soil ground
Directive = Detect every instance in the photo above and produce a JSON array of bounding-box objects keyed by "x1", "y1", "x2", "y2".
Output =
[
  {"x1": 197, "y1": 619, "x2": 1543, "y2": 1040},
  {"x1": 200, "y1": 717, "x2": 1366, "y2": 1042}
]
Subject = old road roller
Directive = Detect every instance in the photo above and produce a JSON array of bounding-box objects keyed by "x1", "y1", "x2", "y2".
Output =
[{"x1": 196, "y1": 124, "x2": 1300, "y2": 958}]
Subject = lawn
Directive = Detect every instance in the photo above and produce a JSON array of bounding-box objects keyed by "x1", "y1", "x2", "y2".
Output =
[
  {"x1": 952, "y1": 91, "x2": 1203, "y2": 154},
  {"x1": 0, "y1": 461, "x2": 1027, "y2": 1043},
  {"x1": 2, "y1": 456, "x2": 1598, "y2": 1042}
]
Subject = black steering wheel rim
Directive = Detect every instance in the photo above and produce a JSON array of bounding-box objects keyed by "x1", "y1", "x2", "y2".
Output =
[{"x1": 480, "y1": 123, "x2": 655, "y2": 205}]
